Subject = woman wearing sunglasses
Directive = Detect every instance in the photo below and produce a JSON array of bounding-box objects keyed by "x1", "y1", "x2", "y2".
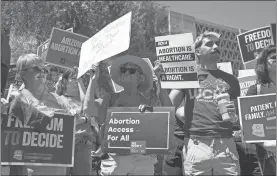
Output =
[
  {"x1": 246, "y1": 44, "x2": 276, "y2": 176},
  {"x1": 8, "y1": 54, "x2": 67, "y2": 175},
  {"x1": 82, "y1": 55, "x2": 172, "y2": 175}
]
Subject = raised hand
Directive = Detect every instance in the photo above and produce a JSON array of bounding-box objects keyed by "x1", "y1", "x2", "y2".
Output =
[{"x1": 89, "y1": 63, "x2": 100, "y2": 80}]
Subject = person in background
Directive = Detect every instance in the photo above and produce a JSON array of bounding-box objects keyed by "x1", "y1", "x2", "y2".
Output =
[
  {"x1": 1, "y1": 28, "x2": 11, "y2": 96},
  {"x1": 82, "y1": 55, "x2": 172, "y2": 175},
  {"x1": 168, "y1": 31, "x2": 241, "y2": 175},
  {"x1": 54, "y1": 67, "x2": 100, "y2": 175},
  {"x1": 246, "y1": 44, "x2": 276, "y2": 176}
]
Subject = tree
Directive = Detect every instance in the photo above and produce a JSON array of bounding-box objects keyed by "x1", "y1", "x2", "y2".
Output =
[{"x1": 1, "y1": 1, "x2": 169, "y2": 98}]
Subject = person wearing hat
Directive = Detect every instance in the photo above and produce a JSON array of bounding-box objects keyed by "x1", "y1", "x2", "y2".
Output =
[{"x1": 83, "y1": 55, "x2": 172, "y2": 175}]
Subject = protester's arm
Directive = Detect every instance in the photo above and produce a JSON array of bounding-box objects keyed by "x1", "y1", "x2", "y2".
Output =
[
  {"x1": 169, "y1": 89, "x2": 185, "y2": 109},
  {"x1": 83, "y1": 65, "x2": 99, "y2": 117},
  {"x1": 77, "y1": 77, "x2": 86, "y2": 103}
]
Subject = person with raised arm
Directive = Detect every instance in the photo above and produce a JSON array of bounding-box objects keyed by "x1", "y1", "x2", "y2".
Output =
[{"x1": 83, "y1": 55, "x2": 172, "y2": 175}]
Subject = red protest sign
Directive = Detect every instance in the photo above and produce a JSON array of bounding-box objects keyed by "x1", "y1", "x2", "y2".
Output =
[
  {"x1": 37, "y1": 28, "x2": 74, "y2": 60},
  {"x1": 237, "y1": 93, "x2": 276, "y2": 143},
  {"x1": 45, "y1": 28, "x2": 88, "y2": 68},
  {"x1": 1, "y1": 112, "x2": 75, "y2": 167},
  {"x1": 237, "y1": 26, "x2": 274, "y2": 69},
  {"x1": 102, "y1": 107, "x2": 175, "y2": 154}
]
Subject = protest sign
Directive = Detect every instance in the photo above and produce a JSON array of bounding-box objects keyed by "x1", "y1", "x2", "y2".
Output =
[
  {"x1": 155, "y1": 33, "x2": 199, "y2": 89},
  {"x1": 237, "y1": 93, "x2": 276, "y2": 143},
  {"x1": 237, "y1": 26, "x2": 274, "y2": 69},
  {"x1": 238, "y1": 75, "x2": 257, "y2": 97},
  {"x1": 1, "y1": 112, "x2": 75, "y2": 166},
  {"x1": 37, "y1": 28, "x2": 74, "y2": 59},
  {"x1": 107, "y1": 66, "x2": 124, "y2": 93},
  {"x1": 270, "y1": 23, "x2": 276, "y2": 45},
  {"x1": 217, "y1": 62, "x2": 233, "y2": 75},
  {"x1": 77, "y1": 12, "x2": 132, "y2": 78},
  {"x1": 45, "y1": 28, "x2": 88, "y2": 68},
  {"x1": 102, "y1": 107, "x2": 175, "y2": 154},
  {"x1": 238, "y1": 69, "x2": 256, "y2": 78}
]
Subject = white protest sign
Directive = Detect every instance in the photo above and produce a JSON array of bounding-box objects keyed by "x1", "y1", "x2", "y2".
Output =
[
  {"x1": 238, "y1": 69, "x2": 256, "y2": 78},
  {"x1": 217, "y1": 62, "x2": 233, "y2": 75},
  {"x1": 155, "y1": 33, "x2": 199, "y2": 89},
  {"x1": 77, "y1": 12, "x2": 132, "y2": 78}
]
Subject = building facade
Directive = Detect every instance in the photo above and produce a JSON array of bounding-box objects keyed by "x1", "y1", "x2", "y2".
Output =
[{"x1": 169, "y1": 10, "x2": 246, "y2": 77}]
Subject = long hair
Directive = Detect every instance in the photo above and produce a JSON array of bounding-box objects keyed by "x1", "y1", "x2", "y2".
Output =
[{"x1": 255, "y1": 45, "x2": 276, "y2": 84}]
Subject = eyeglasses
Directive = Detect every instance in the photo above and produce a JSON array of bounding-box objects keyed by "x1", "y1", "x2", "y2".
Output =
[{"x1": 120, "y1": 67, "x2": 138, "y2": 74}]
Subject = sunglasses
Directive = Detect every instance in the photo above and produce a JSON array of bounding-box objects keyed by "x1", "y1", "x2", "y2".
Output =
[{"x1": 120, "y1": 67, "x2": 138, "y2": 74}]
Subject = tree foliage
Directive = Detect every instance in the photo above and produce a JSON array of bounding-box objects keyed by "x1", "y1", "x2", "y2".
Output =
[{"x1": 2, "y1": 1, "x2": 169, "y2": 98}]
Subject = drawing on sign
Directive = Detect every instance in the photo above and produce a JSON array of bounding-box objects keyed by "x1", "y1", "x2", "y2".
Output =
[
  {"x1": 78, "y1": 12, "x2": 132, "y2": 78},
  {"x1": 252, "y1": 124, "x2": 265, "y2": 137}
]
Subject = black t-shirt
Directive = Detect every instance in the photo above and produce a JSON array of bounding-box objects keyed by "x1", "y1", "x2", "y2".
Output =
[{"x1": 182, "y1": 69, "x2": 240, "y2": 138}]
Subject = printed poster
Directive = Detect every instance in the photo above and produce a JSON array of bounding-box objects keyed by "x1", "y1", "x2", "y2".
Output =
[
  {"x1": 238, "y1": 75, "x2": 257, "y2": 97},
  {"x1": 237, "y1": 93, "x2": 276, "y2": 143},
  {"x1": 270, "y1": 23, "x2": 276, "y2": 45},
  {"x1": 37, "y1": 27, "x2": 73, "y2": 60},
  {"x1": 102, "y1": 107, "x2": 175, "y2": 154},
  {"x1": 155, "y1": 33, "x2": 199, "y2": 89},
  {"x1": 78, "y1": 12, "x2": 132, "y2": 78},
  {"x1": 1, "y1": 112, "x2": 75, "y2": 166},
  {"x1": 237, "y1": 26, "x2": 274, "y2": 69},
  {"x1": 45, "y1": 28, "x2": 89, "y2": 68}
]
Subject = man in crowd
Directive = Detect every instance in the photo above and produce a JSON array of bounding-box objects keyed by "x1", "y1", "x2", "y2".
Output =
[
  {"x1": 168, "y1": 31, "x2": 241, "y2": 175},
  {"x1": 82, "y1": 55, "x2": 172, "y2": 175}
]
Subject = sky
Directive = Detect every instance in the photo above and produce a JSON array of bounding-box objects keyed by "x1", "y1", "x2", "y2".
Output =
[{"x1": 158, "y1": 1, "x2": 276, "y2": 30}]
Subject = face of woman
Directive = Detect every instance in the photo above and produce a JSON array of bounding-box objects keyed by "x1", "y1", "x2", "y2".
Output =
[{"x1": 267, "y1": 52, "x2": 276, "y2": 73}]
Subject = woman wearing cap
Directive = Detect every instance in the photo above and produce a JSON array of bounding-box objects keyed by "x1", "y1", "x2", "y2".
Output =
[
  {"x1": 83, "y1": 55, "x2": 172, "y2": 175},
  {"x1": 246, "y1": 45, "x2": 276, "y2": 176}
]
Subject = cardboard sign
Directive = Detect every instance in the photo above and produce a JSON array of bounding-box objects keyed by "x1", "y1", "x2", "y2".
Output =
[
  {"x1": 237, "y1": 26, "x2": 274, "y2": 68},
  {"x1": 1, "y1": 112, "x2": 75, "y2": 166},
  {"x1": 270, "y1": 23, "x2": 276, "y2": 45},
  {"x1": 155, "y1": 33, "x2": 199, "y2": 89},
  {"x1": 237, "y1": 93, "x2": 276, "y2": 143},
  {"x1": 107, "y1": 66, "x2": 124, "y2": 93},
  {"x1": 217, "y1": 62, "x2": 233, "y2": 75},
  {"x1": 102, "y1": 107, "x2": 175, "y2": 154},
  {"x1": 78, "y1": 12, "x2": 132, "y2": 78},
  {"x1": 45, "y1": 28, "x2": 88, "y2": 68},
  {"x1": 37, "y1": 28, "x2": 74, "y2": 59},
  {"x1": 238, "y1": 75, "x2": 257, "y2": 96}
]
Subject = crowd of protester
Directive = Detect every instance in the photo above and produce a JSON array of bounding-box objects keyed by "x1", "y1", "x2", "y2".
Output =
[{"x1": 1, "y1": 31, "x2": 276, "y2": 176}]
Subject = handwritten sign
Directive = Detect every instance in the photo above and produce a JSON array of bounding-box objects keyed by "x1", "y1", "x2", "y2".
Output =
[
  {"x1": 1, "y1": 112, "x2": 75, "y2": 166},
  {"x1": 77, "y1": 12, "x2": 132, "y2": 78},
  {"x1": 237, "y1": 93, "x2": 276, "y2": 143},
  {"x1": 237, "y1": 26, "x2": 274, "y2": 69},
  {"x1": 155, "y1": 33, "x2": 199, "y2": 89},
  {"x1": 102, "y1": 107, "x2": 175, "y2": 154},
  {"x1": 45, "y1": 28, "x2": 88, "y2": 68}
]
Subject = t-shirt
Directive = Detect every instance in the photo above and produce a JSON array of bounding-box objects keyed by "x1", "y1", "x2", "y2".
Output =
[{"x1": 182, "y1": 69, "x2": 240, "y2": 138}]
